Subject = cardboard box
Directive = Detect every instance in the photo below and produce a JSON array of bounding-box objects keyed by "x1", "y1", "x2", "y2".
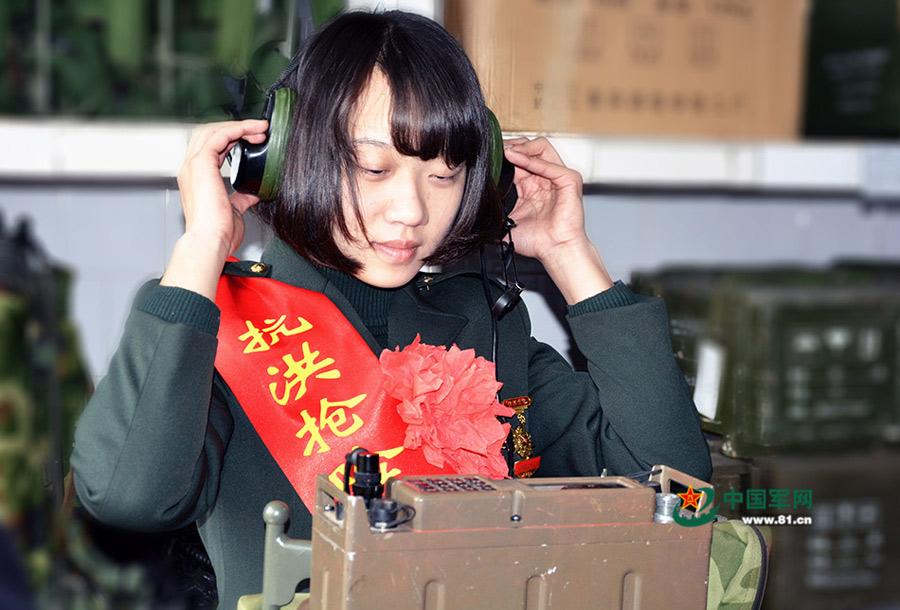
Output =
[{"x1": 445, "y1": 0, "x2": 809, "y2": 139}]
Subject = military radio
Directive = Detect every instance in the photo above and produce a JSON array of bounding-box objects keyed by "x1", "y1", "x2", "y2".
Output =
[{"x1": 240, "y1": 451, "x2": 715, "y2": 610}]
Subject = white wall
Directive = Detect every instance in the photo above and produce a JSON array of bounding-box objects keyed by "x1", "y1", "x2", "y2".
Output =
[{"x1": 519, "y1": 193, "x2": 900, "y2": 365}]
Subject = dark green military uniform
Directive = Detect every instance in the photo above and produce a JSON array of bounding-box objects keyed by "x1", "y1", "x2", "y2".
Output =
[{"x1": 72, "y1": 236, "x2": 711, "y2": 609}]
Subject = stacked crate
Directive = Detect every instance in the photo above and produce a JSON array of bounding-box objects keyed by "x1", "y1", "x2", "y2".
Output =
[{"x1": 632, "y1": 264, "x2": 900, "y2": 610}]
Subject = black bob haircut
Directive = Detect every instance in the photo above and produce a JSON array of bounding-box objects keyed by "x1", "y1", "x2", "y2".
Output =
[{"x1": 252, "y1": 10, "x2": 504, "y2": 274}]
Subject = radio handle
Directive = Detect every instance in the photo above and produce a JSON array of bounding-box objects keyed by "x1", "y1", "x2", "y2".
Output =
[{"x1": 649, "y1": 464, "x2": 712, "y2": 494}]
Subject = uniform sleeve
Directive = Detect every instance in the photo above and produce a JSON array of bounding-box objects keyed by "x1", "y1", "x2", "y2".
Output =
[
  {"x1": 71, "y1": 281, "x2": 234, "y2": 532},
  {"x1": 523, "y1": 286, "x2": 712, "y2": 482}
]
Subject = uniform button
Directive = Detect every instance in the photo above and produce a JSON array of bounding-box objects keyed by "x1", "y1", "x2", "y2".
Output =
[{"x1": 250, "y1": 262, "x2": 267, "y2": 274}]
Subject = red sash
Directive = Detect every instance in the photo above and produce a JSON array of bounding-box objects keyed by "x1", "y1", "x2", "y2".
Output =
[{"x1": 215, "y1": 273, "x2": 448, "y2": 509}]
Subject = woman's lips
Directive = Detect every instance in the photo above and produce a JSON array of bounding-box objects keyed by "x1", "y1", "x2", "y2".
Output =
[{"x1": 373, "y1": 240, "x2": 420, "y2": 263}]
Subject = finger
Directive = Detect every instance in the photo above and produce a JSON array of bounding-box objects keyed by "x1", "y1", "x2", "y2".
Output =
[
  {"x1": 215, "y1": 130, "x2": 270, "y2": 167},
  {"x1": 208, "y1": 123, "x2": 270, "y2": 170},
  {"x1": 186, "y1": 119, "x2": 269, "y2": 160},
  {"x1": 502, "y1": 136, "x2": 530, "y2": 148},
  {"x1": 504, "y1": 147, "x2": 582, "y2": 189},
  {"x1": 209, "y1": 120, "x2": 269, "y2": 159},
  {"x1": 185, "y1": 121, "x2": 241, "y2": 157},
  {"x1": 240, "y1": 133, "x2": 268, "y2": 144},
  {"x1": 504, "y1": 136, "x2": 565, "y2": 166}
]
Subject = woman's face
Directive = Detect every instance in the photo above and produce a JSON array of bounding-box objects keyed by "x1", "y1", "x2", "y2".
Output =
[{"x1": 334, "y1": 69, "x2": 466, "y2": 288}]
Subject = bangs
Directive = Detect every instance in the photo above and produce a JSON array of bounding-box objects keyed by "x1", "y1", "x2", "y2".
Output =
[
  {"x1": 375, "y1": 25, "x2": 484, "y2": 170},
  {"x1": 386, "y1": 78, "x2": 481, "y2": 169}
]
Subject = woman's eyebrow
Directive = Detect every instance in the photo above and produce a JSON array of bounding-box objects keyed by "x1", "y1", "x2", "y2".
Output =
[{"x1": 352, "y1": 137, "x2": 392, "y2": 148}]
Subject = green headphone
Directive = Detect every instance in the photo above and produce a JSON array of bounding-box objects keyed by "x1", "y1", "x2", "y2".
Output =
[
  {"x1": 229, "y1": 87, "x2": 516, "y2": 208},
  {"x1": 229, "y1": 88, "x2": 299, "y2": 202}
]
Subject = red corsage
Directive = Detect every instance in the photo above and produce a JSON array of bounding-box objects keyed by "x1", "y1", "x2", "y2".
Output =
[{"x1": 379, "y1": 335, "x2": 515, "y2": 479}]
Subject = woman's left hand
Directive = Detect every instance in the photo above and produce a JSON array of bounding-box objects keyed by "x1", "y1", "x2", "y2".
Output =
[
  {"x1": 503, "y1": 137, "x2": 615, "y2": 304},
  {"x1": 502, "y1": 137, "x2": 586, "y2": 263}
]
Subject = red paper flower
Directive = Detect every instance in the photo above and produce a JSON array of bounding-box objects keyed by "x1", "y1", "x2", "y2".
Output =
[{"x1": 379, "y1": 335, "x2": 515, "y2": 479}]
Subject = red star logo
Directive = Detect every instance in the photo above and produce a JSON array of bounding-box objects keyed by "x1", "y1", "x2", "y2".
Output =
[{"x1": 678, "y1": 485, "x2": 704, "y2": 511}]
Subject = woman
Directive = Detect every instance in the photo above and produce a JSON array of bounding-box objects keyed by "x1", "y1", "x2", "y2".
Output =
[{"x1": 71, "y1": 10, "x2": 710, "y2": 608}]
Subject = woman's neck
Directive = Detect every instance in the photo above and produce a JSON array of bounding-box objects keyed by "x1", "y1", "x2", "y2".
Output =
[{"x1": 312, "y1": 262, "x2": 398, "y2": 349}]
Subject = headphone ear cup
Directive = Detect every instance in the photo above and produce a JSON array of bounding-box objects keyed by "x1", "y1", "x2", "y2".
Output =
[
  {"x1": 487, "y1": 108, "x2": 517, "y2": 215},
  {"x1": 487, "y1": 108, "x2": 505, "y2": 187},
  {"x1": 229, "y1": 87, "x2": 297, "y2": 200},
  {"x1": 257, "y1": 88, "x2": 297, "y2": 201}
]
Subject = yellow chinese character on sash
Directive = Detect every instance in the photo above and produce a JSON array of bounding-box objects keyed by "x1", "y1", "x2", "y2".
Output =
[
  {"x1": 263, "y1": 315, "x2": 312, "y2": 346},
  {"x1": 267, "y1": 342, "x2": 341, "y2": 406},
  {"x1": 295, "y1": 394, "x2": 366, "y2": 457},
  {"x1": 239, "y1": 321, "x2": 270, "y2": 353},
  {"x1": 320, "y1": 394, "x2": 365, "y2": 437},
  {"x1": 296, "y1": 411, "x2": 330, "y2": 456},
  {"x1": 239, "y1": 315, "x2": 313, "y2": 353}
]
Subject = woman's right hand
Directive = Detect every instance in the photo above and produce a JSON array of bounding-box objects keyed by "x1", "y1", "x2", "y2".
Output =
[
  {"x1": 161, "y1": 119, "x2": 269, "y2": 300},
  {"x1": 178, "y1": 119, "x2": 269, "y2": 259}
]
